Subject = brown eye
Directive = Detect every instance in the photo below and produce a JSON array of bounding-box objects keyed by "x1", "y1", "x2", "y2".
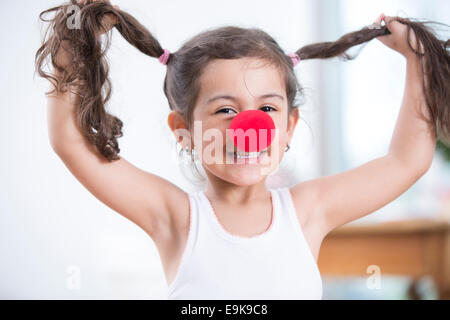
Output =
[
  {"x1": 260, "y1": 105, "x2": 276, "y2": 112},
  {"x1": 215, "y1": 107, "x2": 236, "y2": 114}
]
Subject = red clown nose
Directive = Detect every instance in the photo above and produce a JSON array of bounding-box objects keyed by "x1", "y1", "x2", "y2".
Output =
[{"x1": 228, "y1": 110, "x2": 275, "y2": 153}]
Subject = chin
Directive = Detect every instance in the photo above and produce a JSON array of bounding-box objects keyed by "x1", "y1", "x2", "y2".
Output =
[
  {"x1": 205, "y1": 164, "x2": 268, "y2": 186},
  {"x1": 229, "y1": 175, "x2": 265, "y2": 187}
]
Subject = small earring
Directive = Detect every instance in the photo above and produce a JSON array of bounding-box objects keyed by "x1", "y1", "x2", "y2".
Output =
[
  {"x1": 185, "y1": 145, "x2": 196, "y2": 159},
  {"x1": 179, "y1": 145, "x2": 191, "y2": 163},
  {"x1": 285, "y1": 143, "x2": 290, "y2": 152}
]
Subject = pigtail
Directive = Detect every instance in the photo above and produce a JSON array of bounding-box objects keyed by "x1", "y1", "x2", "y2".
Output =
[
  {"x1": 35, "y1": 0, "x2": 167, "y2": 161},
  {"x1": 294, "y1": 17, "x2": 450, "y2": 144}
]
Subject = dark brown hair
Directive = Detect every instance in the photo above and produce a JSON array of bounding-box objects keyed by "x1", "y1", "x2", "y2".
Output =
[{"x1": 35, "y1": 0, "x2": 450, "y2": 161}]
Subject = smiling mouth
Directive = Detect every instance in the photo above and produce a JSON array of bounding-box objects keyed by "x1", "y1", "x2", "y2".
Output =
[
  {"x1": 229, "y1": 150, "x2": 267, "y2": 159},
  {"x1": 225, "y1": 146, "x2": 270, "y2": 160}
]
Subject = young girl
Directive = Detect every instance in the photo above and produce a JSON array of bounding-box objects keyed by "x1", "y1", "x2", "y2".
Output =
[{"x1": 35, "y1": 1, "x2": 449, "y2": 299}]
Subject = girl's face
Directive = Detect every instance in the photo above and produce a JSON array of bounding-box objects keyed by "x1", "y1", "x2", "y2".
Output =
[{"x1": 178, "y1": 57, "x2": 298, "y2": 186}]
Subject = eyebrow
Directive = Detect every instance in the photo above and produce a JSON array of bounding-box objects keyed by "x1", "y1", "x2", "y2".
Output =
[{"x1": 206, "y1": 93, "x2": 285, "y2": 105}]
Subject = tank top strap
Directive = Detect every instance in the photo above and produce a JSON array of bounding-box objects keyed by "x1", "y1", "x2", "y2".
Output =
[
  {"x1": 276, "y1": 186, "x2": 320, "y2": 270},
  {"x1": 267, "y1": 187, "x2": 298, "y2": 230},
  {"x1": 275, "y1": 186, "x2": 307, "y2": 234}
]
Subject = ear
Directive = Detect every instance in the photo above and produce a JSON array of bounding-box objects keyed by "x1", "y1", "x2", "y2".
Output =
[
  {"x1": 167, "y1": 111, "x2": 192, "y2": 147},
  {"x1": 286, "y1": 108, "x2": 299, "y2": 143}
]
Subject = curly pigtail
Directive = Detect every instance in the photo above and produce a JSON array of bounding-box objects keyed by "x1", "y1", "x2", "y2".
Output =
[
  {"x1": 293, "y1": 17, "x2": 450, "y2": 144},
  {"x1": 35, "y1": 0, "x2": 168, "y2": 160}
]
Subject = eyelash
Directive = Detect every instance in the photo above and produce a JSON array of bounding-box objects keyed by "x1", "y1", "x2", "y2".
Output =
[{"x1": 216, "y1": 105, "x2": 276, "y2": 114}]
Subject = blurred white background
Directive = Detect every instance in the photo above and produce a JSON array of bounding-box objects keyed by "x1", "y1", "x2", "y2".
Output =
[{"x1": 0, "y1": 0, "x2": 448, "y2": 299}]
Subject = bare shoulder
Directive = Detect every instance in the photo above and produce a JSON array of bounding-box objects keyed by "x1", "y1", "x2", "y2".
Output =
[
  {"x1": 289, "y1": 179, "x2": 324, "y2": 229},
  {"x1": 151, "y1": 181, "x2": 190, "y2": 246}
]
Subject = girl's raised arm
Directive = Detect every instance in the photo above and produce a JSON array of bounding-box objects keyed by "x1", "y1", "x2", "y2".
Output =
[
  {"x1": 36, "y1": 1, "x2": 188, "y2": 246},
  {"x1": 46, "y1": 88, "x2": 187, "y2": 243},
  {"x1": 290, "y1": 14, "x2": 448, "y2": 240}
]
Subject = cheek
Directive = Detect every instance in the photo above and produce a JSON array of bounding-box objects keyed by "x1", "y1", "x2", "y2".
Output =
[
  {"x1": 194, "y1": 127, "x2": 228, "y2": 162},
  {"x1": 202, "y1": 118, "x2": 233, "y2": 144},
  {"x1": 271, "y1": 116, "x2": 289, "y2": 141}
]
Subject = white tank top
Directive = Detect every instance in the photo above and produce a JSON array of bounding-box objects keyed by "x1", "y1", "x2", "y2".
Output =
[{"x1": 166, "y1": 187, "x2": 322, "y2": 299}]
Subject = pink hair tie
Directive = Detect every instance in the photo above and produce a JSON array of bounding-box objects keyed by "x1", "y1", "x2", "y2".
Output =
[
  {"x1": 158, "y1": 48, "x2": 171, "y2": 65},
  {"x1": 288, "y1": 52, "x2": 301, "y2": 67}
]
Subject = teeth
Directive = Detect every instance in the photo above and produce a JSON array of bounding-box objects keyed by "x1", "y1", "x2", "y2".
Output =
[
  {"x1": 236, "y1": 154, "x2": 258, "y2": 159},
  {"x1": 232, "y1": 150, "x2": 267, "y2": 158},
  {"x1": 238, "y1": 152, "x2": 259, "y2": 156}
]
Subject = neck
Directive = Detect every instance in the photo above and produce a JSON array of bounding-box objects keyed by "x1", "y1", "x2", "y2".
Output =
[{"x1": 204, "y1": 174, "x2": 269, "y2": 205}]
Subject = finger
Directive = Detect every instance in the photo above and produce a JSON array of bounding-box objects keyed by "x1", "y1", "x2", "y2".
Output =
[
  {"x1": 383, "y1": 16, "x2": 401, "y2": 33},
  {"x1": 384, "y1": 15, "x2": 393, "y2": 23},
  {"x1": 374, "y1": 13, "x2": 388, "y2": 43},
  {"x1": 104, "y1": 4, "x2": 119, "y2": 25},
  {"x1": 103, "y1": 14, "x2": 118, "y2": 27},
  {"x1": 374, "y1": 13, "x2": 384, "y2": 25}
]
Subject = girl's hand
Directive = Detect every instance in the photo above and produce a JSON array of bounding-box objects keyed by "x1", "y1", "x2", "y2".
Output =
[
  {"x1": 374, "y1": 13, "x2": 424, "y2": 61},
  {"x1": 79, "y1": 0, "x2": 119, "y2": 34}
]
